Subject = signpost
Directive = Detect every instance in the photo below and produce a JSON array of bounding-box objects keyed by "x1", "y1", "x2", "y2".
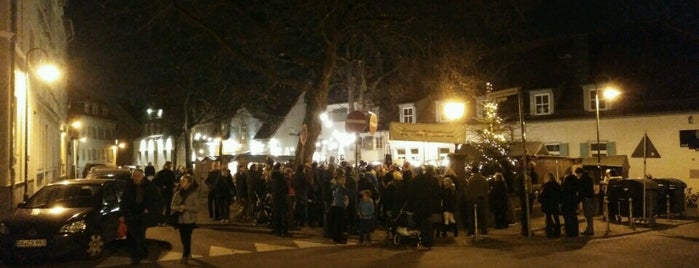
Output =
[
  {"x1": 345, "y1": 111, "x2": 368, "y2": 133},
  {"x1": 487, "y1": 87, "x2": 530, "y2": 237}
]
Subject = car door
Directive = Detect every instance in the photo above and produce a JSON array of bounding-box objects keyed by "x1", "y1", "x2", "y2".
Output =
[{"x1": 100, "y1": 181, "x2": 123, "y2": 241}]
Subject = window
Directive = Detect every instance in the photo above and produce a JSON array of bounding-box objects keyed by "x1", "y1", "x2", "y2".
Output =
[
  {"x1": 362, "y1": 136, "x2": 374, "y2": 150},
  {"x1": 438, "y1": 147, "x2": 450, "y2": 160},
  {"x1": 584, "y1": 86, "x2": 611, "y2": 112},
  {"x1": 589, "y1": 142, "x2": 607, "y2": 157},
  {"x1": 396, "y1": 149, "x2": 406, "y2": 161},
  {"x1": 529, "y1": 89, "x2": 553, "y2": 115},
  {"x1": 376, "y1": 136, "x2": 384, "y2": 149},
  {"x1": 399, "y1": 104, "x2": 416, "y2": 123},
  {"x1": 409, "y1": 148, "x2": 419, "y2": 162}
]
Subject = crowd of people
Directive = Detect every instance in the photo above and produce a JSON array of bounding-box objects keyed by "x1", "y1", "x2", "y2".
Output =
[{"x1": 118, "y1": 159, "x2": 601, "y2": 264}]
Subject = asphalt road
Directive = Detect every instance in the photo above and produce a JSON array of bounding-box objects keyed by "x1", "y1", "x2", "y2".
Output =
[{"x1": 6, "y1": 216, "x2": 698, "y2": 268}]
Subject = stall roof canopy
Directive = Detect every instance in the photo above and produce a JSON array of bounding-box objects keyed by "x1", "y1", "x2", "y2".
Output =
[
  {"x1": 582, "y1": 155, "x2": 629, "y2": 167},
  {"x1": 508, "y1": 141, "x2": 549, "y2": 157}
]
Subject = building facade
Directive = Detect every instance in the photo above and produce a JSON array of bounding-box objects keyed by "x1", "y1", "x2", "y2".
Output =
[{"x1": 1, "y1": 0, "x2": 71, "y2": 217}]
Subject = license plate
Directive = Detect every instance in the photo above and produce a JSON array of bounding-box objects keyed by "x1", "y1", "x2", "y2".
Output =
[{"x1": 15, "y1": 239, "x2": 47, "y2": 248}]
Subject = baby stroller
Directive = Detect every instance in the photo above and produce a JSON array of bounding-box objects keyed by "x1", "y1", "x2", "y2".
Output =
[
  {"x1": 386, "y1": 209, "x2": 422, "y2": 247},
  {"x1": 252, "y1": 193, "x2": 272, "y2": 227}
]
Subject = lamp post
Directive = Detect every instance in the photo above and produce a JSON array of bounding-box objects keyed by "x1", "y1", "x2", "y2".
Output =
[
  {"x1": 23, "y1": 48, "x2": 60, "y2": 199},
  {"x1": 594, "y1": 86, "x2": 621, "y2": 175}
]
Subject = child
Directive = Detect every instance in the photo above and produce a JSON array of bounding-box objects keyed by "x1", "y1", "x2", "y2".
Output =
[
  {"x1": 357, "y1": 189, "x2": 375, "y2": 245},
  {"x1": 442, "y1": 177, "x2": 458, "y2": 237}
]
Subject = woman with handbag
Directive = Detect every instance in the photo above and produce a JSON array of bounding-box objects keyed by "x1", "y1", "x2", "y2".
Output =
[{"x1": 171, "y1": 174, "x2": 199, "y2": 264}]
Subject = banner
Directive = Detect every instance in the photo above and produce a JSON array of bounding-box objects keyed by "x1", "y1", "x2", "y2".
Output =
[{"x1": 389, "y1": 122, "x2": 465, "y2": 143}]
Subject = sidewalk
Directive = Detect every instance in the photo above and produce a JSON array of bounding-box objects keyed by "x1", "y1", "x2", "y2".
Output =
[{"x1": 192, "y1": 196, "x2": 696, "y2": 244}]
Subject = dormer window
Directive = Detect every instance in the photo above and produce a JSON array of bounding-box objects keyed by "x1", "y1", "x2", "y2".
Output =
[
  {"x1": 399, "y1": 104, "x2": 416, "y2": 123},
  {"x1": 529, "y1": 89, "x2": 553, "y2": 116},
  {"x1": 583, "y1": 85, "x2": 612, "y2": 112}
]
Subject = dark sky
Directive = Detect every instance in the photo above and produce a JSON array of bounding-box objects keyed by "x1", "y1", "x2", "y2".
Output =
[{"x1": 64, "y1": 1, "x2": 699, "y2": 109}]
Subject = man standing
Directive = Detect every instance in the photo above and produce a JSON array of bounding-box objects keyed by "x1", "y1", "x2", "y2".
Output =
[
  {"x1": 561, "y1": 168, "x2": 580, "y2": 237},
  {"x1": 205, "y1": 161, "x2": 222, "y2": 221},
  {"x1": 120, "y1": 169, "x2": 163, "y2": 265},
  {"x1": 465, "y1": 166, "x2": 490, "y2": 238},
  {"x1": 153, "y1": 161, "x2": 176, "y2": 226},
  {"x1": 577, "y1": 167, "x2": 595, "y2": 235},
  {"x1": 235, "y1": 164, "x2": 251, "y2": 221}
]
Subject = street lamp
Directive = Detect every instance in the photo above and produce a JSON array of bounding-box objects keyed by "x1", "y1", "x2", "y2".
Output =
[
  {"x1": 23, "y1": 48, "x2": 60, "y2": 199},
  {"x1": 594, "y1": 86, "x2": 621, "y2": 170}
]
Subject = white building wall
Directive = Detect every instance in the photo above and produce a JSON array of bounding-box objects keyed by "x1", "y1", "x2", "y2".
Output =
[{"x1": 525, "y1": 112, "x2": 699, "y2": 190}]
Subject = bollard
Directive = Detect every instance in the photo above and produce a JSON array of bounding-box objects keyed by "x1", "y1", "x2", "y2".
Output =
[
  {"x1": 604, "y1": 196, "x2": 610, "y2": 235},
  {"x1": 473, "y1": 203, "x2": 479, "y2": 241},
  {"x1": 629, "y1": 197, "x2": 634, "y2": 229},
  {"x1": 666, "y1": 194, "x2": 671, "y2": 221}
]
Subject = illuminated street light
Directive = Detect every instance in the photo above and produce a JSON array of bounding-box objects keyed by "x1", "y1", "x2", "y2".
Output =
[
  {"x1": 441, "y1": 100, "x2": 466, "y2": 121},
  {"x1": 23, "y1": 48, "x2": 61, "y2": 199},
  {"x1": 594, "y1": 85, "x2": 621, "y2": 221}
]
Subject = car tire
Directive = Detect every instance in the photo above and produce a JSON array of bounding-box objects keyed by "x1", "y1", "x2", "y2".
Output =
[
  {"x1": 392, "y1": 234, "x2": 401, "y2": 246},
  {"x1": 84, "y1": 233, "x2": 105, "y2": 259}
]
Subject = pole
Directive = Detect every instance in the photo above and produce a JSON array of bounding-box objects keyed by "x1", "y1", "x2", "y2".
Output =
[
  {"x1": 604, "y1": 196, "x2": 610, "y2": 235},
  {"x1": 473, "y1": 203, "x2": 479, "y2": 241},
  {"x1": 595, "y1": 88, "x2": 602, "y2": 208},
  {"x1": 517, "y1": 89, "x2": 530, "y2": 237}
]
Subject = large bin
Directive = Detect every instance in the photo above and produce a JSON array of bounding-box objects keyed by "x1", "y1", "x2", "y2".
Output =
[
  {"x1": 653, "y1": 178, "x2": 687, "y2": 217},
  {"x1": 608, "y1": 178, "x2": 657, "y2": 224}
]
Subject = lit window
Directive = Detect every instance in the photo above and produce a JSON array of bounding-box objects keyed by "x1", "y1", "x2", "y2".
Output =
[
  {"x1": 529, "y1": 89, "x2": 554, "y2": 115},
  {"x1": 400, "y1": 104, "x2": 415, "y2": 123},
  {"x1": 589, "y1": 142, "x2": 608, "y2": 157}
]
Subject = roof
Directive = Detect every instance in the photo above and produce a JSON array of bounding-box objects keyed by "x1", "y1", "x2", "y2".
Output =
[
  {"x1": 508, "y1": 141, "x2": 550, "y2": 157},
  {"x1": 581, "y1": 155, "x2": 629, "y2": 167}
]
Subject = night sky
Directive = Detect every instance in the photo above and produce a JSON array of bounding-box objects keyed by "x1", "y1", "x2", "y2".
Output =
[{"x1": 64, "y1": 1, "x2": 698, "y2": 114}]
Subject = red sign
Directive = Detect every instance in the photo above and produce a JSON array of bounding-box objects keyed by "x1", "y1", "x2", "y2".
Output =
[{"x1": 345, "y1": 111, "x2": 367, "y2": 133}]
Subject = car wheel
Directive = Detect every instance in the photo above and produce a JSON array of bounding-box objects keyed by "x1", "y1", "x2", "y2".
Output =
[
  {"x1": 392, "y1": 234, "x2": 401, "y2": 246},
  {"x1": 85, "y1": 233, "x2": 105, "y2": 259}
]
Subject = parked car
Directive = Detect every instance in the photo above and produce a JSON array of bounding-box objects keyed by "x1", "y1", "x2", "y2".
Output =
[
  {"x1": 81, "y1": 163, "x2": 106, "y2": 178},
  {"x1": 0, "y1": 179, "x2": 126, "y2": 265},
  {"x1": 85, "y1": 167, "x2": 132, "y2": 181}
]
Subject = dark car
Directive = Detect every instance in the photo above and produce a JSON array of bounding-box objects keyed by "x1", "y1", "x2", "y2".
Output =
[
  {"x1": 0, "y1": 179, "x2": 126, "y2": 265},
  {"x1": 85, "y1": 167, "x2": 132, "y2": 181}
]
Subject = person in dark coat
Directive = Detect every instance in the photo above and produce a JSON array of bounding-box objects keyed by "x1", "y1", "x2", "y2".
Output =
[
  {"x1": 144, "y1": 162, "x2": 156, "y2": 179},
  {"x1": 119, "y1": 168, "x2": 163, "y2": 265},
  {"x1": 539, "y1": 172, "x2": 562, "y2": 238},
  {"x1": 577, "y1": 167, "x2": 595, "y2": 235},
  {"x1": 216, "y1": 166, "x2": 234, "y2": 223},
  {"x1": 153, "y1": 161, "x2": 177, "y2": 225},
  {"x1": 489, "y1": 172, "x2": 509, "y2": 229},
  {"x1": 270, "y1": 163, "x2": 291, "y2": 237},
  {"x1": 292, "y1": 164, "x2": 309, "y2": 227},
  {"x1": 409, "y1": 165, "x2": 441, "y2": 249},
  {"x1": 561, "y1": 168, "x2": 580, "y2": 237},
  {"x1": 465, "y1": 166, "x2": 489, "y2": 238},
  {"x1": 204, "y1": 161, "x2": 222, "y2": 221}
]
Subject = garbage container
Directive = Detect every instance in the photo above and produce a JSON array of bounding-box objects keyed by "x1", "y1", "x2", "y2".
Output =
[
  {"x1": 607, "y1": 178, "x2": 657, "y2": 224},
  {"x1": 653, "y1": 178, "x2": 687, "y2": 217}
]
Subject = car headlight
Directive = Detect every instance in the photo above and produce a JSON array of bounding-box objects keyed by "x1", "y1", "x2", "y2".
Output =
[
  {"x1": 0, "y1": 222, "x2": 8, "y2": 235},
  {"x1": 59, "y1": 220, "x2": 87, "y2": 233}
]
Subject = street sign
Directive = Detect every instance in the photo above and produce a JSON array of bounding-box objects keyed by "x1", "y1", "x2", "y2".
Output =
[
  {"x1": 368, "y1": 112, "x2": 378, "y2": 135},
  {"x1": 631, "y1": 134, "x2": 660, "y2": 158},
  {"x1": 487, "y1": 87, "x2": 520, "y2": 99},
  {"x1": 345, "y1": 111, "x2": 367, "y2": 133}
]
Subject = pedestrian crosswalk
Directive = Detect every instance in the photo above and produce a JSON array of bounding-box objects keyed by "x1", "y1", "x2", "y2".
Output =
[{"x1": 164, "y1": 239, "x2": 356, "y2": 262}]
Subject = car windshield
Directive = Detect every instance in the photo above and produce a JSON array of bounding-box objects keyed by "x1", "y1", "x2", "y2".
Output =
[{"x1": 24, "y1": 184, "x2": 100, "y2": 208}]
